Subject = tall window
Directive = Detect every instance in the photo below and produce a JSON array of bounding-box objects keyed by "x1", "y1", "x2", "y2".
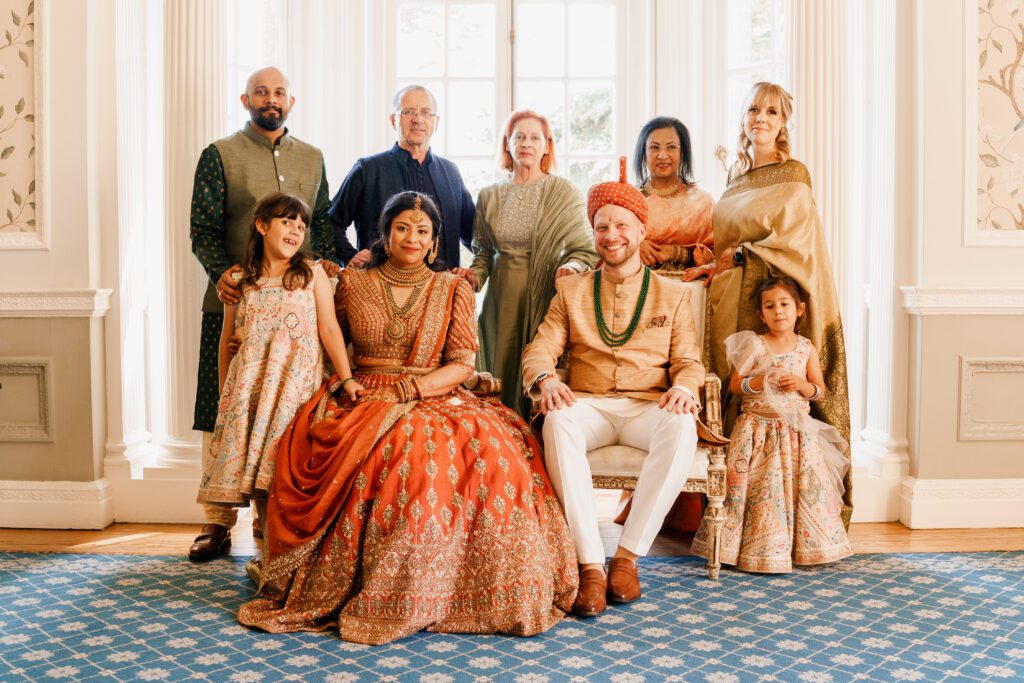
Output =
[
  {"x1": 390, "y1": 1, "x2": 508, "y2": 196},
  {"x1": 389, "y1": 0, "x2": 624, "y2": 197},
  {"x1": 725, "y1": 0, "x2": 788, "y2": 135}
]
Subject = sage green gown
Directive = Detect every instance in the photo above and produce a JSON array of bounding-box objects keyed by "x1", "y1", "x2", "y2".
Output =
[{"x1": 471, "y1": 175, "x2": 598, "y2": 416}]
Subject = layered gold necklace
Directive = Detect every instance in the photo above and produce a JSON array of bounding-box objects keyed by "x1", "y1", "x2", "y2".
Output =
[{"x1": 378, "y1": 260, "x2": 432, "y2": 343}]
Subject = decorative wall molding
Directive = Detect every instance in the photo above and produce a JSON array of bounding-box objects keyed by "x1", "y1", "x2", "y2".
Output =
[
  {"x1": 900, "y1": 476, "x2": 1024, "y2": 529},
  {"x1": 0, "y1": 0, "x2": 48, "y2": 251},
  {"x1": 0, "y1": 288, "x2": 113, "y2": 317},
  {"x1": 900, "y1": 286, "x2": 1024, "y2": 315},
  {"x1": 959, "y1": 357, "x2": 1024, "y2": 441},
  {"x1": 0, "y1": 358, "x2": 53, "y2": 441},
  {"x1": 0, "y1": 478, "x2": 113, "y2": 529},
  {"x1": 963, "y1": 0, "x2": 1024, "y2": 247}
]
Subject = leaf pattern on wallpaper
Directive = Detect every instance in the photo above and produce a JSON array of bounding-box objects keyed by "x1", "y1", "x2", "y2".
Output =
[
  {"x1": 0, "y1": 0, "x2": 35, "y2": 233},
  {"x1": 978, "y1": 0, "x2": 1024, "y2": 231}
]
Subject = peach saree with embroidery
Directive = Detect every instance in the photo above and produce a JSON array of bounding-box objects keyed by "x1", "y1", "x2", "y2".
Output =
[{"x1": 237, "y1": 268, "x2": 577, "y2": 645}]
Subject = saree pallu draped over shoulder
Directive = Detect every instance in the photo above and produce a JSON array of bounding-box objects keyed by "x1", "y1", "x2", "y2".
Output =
[
  {"x1": 238, "y1": 271, "x2": 578, "y2": 645},
  {"x1": 704, "y1": 160, "x2": 852, "y2": 524}
]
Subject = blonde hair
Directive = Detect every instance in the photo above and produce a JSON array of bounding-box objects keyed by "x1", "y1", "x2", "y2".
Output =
[{"x1": 733, "y1": 82, "x2": 794, "y2": 178}]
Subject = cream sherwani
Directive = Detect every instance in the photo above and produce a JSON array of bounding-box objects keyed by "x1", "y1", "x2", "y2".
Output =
[{"x1": 522, "y1": 266, "x2": 705, "y2": 564}]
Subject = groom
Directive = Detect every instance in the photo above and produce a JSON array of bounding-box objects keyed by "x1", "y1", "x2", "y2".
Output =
[{"x1": 521, "y1": 159, "x2": 705, "y2": 617}]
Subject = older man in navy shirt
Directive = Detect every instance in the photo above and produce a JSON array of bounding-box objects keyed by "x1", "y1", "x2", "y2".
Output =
[{"x1": 330, "y1": 85, "x2": 475, "y2": 268}]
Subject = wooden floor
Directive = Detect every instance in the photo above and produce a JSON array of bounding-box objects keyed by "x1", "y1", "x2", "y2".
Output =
[{"x1": 3, "y1": 490, "x2": 1023, "y2": 557}]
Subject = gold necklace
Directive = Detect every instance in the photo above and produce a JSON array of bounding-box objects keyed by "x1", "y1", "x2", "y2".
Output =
[
  {"x1": 379, "y1": 259, "x2": 432, "y2": 287},
  {"x1": 379, "y1": 271, "x2": 431, "y2": 344},
  {"x1": 641, "y1": 180, "x2": 681, "y2": 198}
]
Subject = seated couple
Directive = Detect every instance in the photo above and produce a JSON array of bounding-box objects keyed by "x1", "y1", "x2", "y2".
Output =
[{"x1": 232, "y1": 168, "x2": 709, "y2": 644}]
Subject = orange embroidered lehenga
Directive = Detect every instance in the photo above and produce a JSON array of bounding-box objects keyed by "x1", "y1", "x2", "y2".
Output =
[{"x1": 237, "y1": 268, "x2": 578, "y2": 645}]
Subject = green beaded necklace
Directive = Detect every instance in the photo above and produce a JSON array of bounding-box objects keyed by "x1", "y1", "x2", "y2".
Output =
[{"x1": 594, "y1": 266, "x2": 651, "y2": 347}]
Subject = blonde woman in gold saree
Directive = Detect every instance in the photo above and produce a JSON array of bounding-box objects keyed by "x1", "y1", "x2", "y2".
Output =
[{"x1": 704, "y1": 82, "x2": 852, "y2": 523}]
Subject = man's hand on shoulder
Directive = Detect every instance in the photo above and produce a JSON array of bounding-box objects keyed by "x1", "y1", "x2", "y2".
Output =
[
  {"x1": 217, "y1": 265, "x2": 243, "y2": 304},
  {"x1": 348, "y1": 249, "x2": 372, "y2": 269},
  {"x1": 538, "y1": 375, "x2": 576, "y2": 415},
  {"x1": 658, "y1": 387, "x2": 698, "y2": 416}
]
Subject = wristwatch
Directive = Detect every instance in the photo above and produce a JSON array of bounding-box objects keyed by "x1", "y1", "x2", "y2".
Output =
[{"x1": 732, "y1": 248, "x2": 745, "y2": 266}]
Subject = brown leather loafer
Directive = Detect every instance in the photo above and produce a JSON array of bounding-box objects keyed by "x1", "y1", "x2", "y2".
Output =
[
  {"x1": 188, "y1": 524, "x2": 231, "y2": 562},
  {"x1": 572, "y1": 567, "x2": 608, "y2": 617},
  {"x1": 607, "y1": 557, "x2": 641, "y2": 603}
]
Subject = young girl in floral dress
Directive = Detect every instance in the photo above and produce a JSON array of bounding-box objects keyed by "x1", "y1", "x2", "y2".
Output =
[
  {"x1": 197, "y1": 193, "x2": 363, "y2": 534},
  {"x1": 692, "y1": 277, "x2": 851, "y2": 573}
]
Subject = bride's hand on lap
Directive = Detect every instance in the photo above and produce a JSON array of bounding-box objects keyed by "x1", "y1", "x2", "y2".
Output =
[{"x1": 343, "y1": 380, "x2": 366, "y2": 402}]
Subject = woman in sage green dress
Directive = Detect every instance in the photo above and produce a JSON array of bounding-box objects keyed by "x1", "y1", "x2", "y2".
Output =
[{"x1": 454, "y1": 110, "x2": 598, "y2": 417}]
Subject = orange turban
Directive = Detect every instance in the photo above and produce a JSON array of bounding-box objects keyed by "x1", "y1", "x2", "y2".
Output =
[{"x1": 586, "y1": 156, "x2": 648, "y2": 226}]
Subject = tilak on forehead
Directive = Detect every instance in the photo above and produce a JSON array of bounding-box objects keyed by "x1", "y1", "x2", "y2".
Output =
[{"x1": 586, "y1": 156, "x2": 649, "y2": 227}]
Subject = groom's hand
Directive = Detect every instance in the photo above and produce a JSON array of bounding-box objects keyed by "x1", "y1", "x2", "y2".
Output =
[
  {"x1": 658, "y1": 387, "x2": 698, "y2": 416},
  {"x1": 539, "y1": 376, "x2": 576, "y2": 415}
]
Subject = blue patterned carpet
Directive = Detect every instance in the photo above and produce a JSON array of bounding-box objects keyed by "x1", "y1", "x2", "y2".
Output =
[{"x1": 1, "y1": 552, "x2": 1022, "y2": 682}]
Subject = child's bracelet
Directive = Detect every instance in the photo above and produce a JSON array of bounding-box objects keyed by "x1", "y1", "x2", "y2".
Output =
[
  {"x1": 340, "y1": 377, "x2": 356, "y2": 389},
  {"x1": 740, "y1": 377, "x2": 754, "y2": 395},
  {"x1": 809, "y1": 384, "x2": 822, "y2": 401}
]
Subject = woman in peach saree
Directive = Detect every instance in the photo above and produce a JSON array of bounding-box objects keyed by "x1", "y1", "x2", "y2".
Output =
[{"x1": 237, "y1": 192, "x2": 578, "y2": 645}]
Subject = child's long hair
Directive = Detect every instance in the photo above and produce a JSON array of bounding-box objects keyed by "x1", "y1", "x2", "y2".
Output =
[
  {"x1": 754, "y1": 276, "x2": 806, "y2": 333},
  {"x1": 241, "y1": 193, "x2": 313, "y2": 291}
]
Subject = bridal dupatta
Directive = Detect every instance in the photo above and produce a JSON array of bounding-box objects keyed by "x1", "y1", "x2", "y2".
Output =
[
  {"x1": 238, "y1": 270, "x2": 578, "y2": 645},
  {"x1": 704, "y1": 160, "x2": 853, "y2": 524}
]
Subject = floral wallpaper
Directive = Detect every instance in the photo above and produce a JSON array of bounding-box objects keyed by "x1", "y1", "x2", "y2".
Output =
[
  {"x1": 0, "y1": 0, "x2": 34, "y2": 235},
  {"x1": 978, "y1": 0, "x2": 1024, "y2": 232}
]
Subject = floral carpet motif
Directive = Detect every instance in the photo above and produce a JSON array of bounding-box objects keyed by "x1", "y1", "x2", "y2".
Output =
[{"x1": 0, "y1": 552, "x2": 1022, "y2": 682}]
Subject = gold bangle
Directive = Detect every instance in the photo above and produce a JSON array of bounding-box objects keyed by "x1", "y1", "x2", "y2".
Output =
[{"x1": 411, "y1": 376, "x2": 424, "y2": 400}]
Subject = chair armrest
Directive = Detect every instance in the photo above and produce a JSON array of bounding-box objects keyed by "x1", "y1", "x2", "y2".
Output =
[{"x1": 702, "y1": 373, "x2": 723, "y2": 436}]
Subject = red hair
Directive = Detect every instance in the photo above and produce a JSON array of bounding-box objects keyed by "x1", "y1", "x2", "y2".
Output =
[{"x1": 499, "y1": 110, "x2": 557, "y2": 173}]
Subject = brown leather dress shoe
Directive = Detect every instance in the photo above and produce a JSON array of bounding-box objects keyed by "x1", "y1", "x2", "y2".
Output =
[
  {"x1": 607, "y1": 557, "x2": 641, "y2": 603},
  {"x1": 188, "y1": 524, "x2": 231, "y2": 562},
  {"x1": 572, "y1": 567, "x2": 608, "y2": 617}
]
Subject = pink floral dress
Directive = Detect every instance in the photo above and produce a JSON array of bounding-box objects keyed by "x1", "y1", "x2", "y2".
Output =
[
  {"x1": 692, "y1": 333, "x2": 851, "y2": 573},
  {"x1": 197, "y1": 263, "x2": 324, "y2": 506}
]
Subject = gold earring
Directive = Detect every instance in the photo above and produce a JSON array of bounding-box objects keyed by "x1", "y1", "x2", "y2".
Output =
[
  {"x1": 385, "y1": 242, "x2": 392, "y2": 257},
  {"x1": 427, "y1": 238, "x2": 438, "y2": 264}
]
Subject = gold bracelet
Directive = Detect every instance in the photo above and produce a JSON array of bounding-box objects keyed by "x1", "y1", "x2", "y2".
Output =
[{"x1": 411, "y1": 376, "x2": 424, "y2": 400}]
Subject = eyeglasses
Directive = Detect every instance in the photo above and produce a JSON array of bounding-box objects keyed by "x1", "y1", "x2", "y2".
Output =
[{"x1": 398, "y1": 108, "x2": 438, "y2": 120}]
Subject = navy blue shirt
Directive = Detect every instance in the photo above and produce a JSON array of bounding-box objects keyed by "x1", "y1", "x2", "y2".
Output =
[{"x1": 329, "y1": 143, "x2": 475, "y2": 267}]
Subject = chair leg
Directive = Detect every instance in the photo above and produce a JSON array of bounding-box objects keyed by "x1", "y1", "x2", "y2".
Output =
[{"x1": 704, "y1": 444, "x2": 727, "y2": 580}]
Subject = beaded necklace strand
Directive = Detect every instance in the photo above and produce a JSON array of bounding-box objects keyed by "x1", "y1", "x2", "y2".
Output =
[{"x1": 593, "y1": 267, "x2": 651, "y2": 347}]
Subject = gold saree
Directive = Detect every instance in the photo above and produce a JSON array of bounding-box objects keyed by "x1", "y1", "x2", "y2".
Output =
[{"x1": 704, "y1": 160, "x2": 852, "y2": 523}]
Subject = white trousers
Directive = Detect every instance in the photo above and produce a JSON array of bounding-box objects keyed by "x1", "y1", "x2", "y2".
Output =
[{"x1": 542, "y1": 396, "x2": 698, "y2": 565}]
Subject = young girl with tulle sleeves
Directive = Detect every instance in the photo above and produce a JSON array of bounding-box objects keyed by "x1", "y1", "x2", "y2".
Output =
[{"x1": 692, "y1": 276, "x2": 851, "y2": 573}]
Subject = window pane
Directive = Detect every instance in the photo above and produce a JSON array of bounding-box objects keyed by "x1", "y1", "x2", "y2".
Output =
[
  {"x1": 397, "y1": 3, "x2": 445, "y2": 77},
  {"x1": 568, "y1": 158, "x2": 615, "y2": 191},
  {"x1": 454, "y1": 158, "x2": 502, "y2": 198},
  {"x1": 449, "y1": 4, "x2": 496, "y2": 77},
  {"x1": 446, "y1": 81, "x2": 496, "y2": 156},
  {"x1": 727, "y1": 0, "x2": 777, "y2": 69},
  {"x1": 515, "y1": 79, "x2": 566, "y2": 147},
  {"x1": 568, "y1": 80, "x2": 613, "y2": 154},
  {"x1": 515, "y1": 2, "x2": 566, "y2": 77},
  {"x1": 567, "y1": 1, "x2": 615, "y2": 77}
]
